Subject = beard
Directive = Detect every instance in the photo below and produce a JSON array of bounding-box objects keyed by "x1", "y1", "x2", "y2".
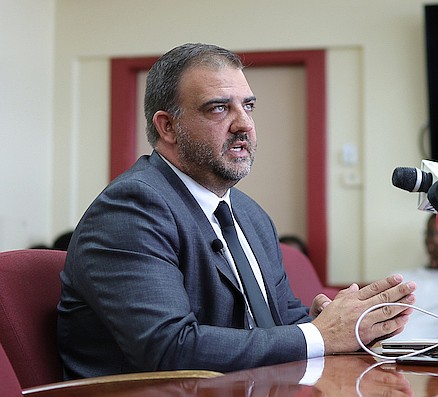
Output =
[{"x1": 176, "y1": 123, "x2": 256, "y2": 182}]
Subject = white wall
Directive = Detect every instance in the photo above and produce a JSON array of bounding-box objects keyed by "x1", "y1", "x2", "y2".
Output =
[
  {"x1": 2, "y1": 0, "x2": 435, "y2": 283},
  {"x1": 52, "y1": 0, "x2": 435, "y2": 283},
  {"x1": 0, "y1": 0, "x2": 55, "y2": 250}
]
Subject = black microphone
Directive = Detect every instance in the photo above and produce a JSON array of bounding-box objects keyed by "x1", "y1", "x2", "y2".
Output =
[
  {"x1": 427, "y1": 181, "x2": 438, "y2": 211},
  {"x1": 211, "y1": 239, "x2": 224, "y2": 253},
  {"x1": 392, "y1": 167, "x2": 433, "y2": 193}
]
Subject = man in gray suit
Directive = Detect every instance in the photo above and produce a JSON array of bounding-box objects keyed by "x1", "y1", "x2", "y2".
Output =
[{"x1": 57, "y1": 43, "x2": 416, "y2": 380}]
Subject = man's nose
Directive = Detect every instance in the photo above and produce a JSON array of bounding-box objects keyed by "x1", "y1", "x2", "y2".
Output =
[{"x1": 230, "y1": 109, "x2": 254, "y2": 134}]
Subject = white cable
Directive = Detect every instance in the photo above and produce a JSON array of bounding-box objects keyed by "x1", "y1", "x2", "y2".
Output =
[
  {"x1": 355, "y1": 360, "x2": 392, "y2": 397},
  {"x1": 354, "y1": 302, "x2": 438, "y2": 360}
]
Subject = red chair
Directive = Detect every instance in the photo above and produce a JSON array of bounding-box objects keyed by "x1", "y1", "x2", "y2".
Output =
[
  {"x1": 0, "y1": 249, "x2": 67, "y2": 388},
  {"x1": 0, "y1": 342, "x2": 22, "y2": 397},
  {"x1": 280, "y1": 243, "x2": 339, "y2": 307}
]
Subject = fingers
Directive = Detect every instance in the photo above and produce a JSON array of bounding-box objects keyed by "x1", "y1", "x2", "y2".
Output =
[
  {"x1": 368, "y1": 311, "x2": 411, "y2": 340},
  {"x1": 310, "y1": 294, "x2": 332, "y2": 318},
  {"x1": 356, "y1": 276, "x2": 416, "y2": 309},
  {"x1": 357, "y1": 274, "x2": 404, "y2": 300},
  {"x1": 361, "y1": 298, "x2": 415, "y2": 326},
  {"x1": 357, "y1": 298, "x2": 416, "y2": 345},
  {"x1": 335, "y1": 283, "x2": 359, "y2": 298}
]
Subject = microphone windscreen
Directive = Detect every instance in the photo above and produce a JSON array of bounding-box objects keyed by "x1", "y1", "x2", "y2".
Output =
[{"x1": 392, "y1": 167, "x2": 433, "y2": 193}]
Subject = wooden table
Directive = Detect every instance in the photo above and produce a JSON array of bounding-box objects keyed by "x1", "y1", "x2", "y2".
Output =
[{"x1": 24, "y1": 354, "x2": 438, "y2": 396}]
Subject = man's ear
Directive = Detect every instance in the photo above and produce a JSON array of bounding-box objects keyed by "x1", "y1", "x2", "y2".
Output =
[{"x1": 153, "y1": 111, "x2": 177, "y2": 144}]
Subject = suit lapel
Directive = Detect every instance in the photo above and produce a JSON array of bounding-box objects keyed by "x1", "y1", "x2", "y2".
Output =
[{"x1": 149, "y1": 152, "x2": 241, "y2": 292}]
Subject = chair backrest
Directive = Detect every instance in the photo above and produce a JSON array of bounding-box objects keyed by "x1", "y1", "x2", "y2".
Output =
[
  {"x1": 0, "y1": 342, "x2": 22, "y2": 397},
  {"x1": 280, "y1": 243, "x2": 339, "y2": 306},
  {"x1": 0, "y1": 249, "x2": 67, "y2": 388}
]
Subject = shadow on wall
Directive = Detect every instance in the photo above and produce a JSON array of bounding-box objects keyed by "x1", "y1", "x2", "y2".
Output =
[
  {"x1": 279, "y1": 234, "x2": 308, "y2": 257},
  {"x1": 29, "y1": 231, "x2": 73, "y2": 251}
]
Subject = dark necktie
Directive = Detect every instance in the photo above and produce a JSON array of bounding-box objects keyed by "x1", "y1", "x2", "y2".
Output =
[{"x1": 214, "y1": 201, "x2": 275, "y2": 328}]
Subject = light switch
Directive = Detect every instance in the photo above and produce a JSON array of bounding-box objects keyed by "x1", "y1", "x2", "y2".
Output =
[{"x1": 342, "y1": 143, "x2": 358, "y2": 165}]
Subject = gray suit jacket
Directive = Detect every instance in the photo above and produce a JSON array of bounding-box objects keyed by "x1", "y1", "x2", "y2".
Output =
[{"x1": 57, "y1": 151, "x2": 312, "y2": 380}]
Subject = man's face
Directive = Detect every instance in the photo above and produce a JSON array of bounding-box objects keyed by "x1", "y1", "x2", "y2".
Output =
[{"x1": 173, "y1": 65, "x2": 257, "y2": 194}]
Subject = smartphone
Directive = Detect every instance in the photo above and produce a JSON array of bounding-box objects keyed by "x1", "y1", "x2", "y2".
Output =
[{"x1": 396, "y1": 355, "x2": 438, "y2": 366}]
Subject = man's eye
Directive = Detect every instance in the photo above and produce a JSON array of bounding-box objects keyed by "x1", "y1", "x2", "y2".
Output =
[
  {"x1": 211, "y1": 105, "x2": 227, "y2": 113},
  {"x1": 244, "y1": 103, "x2": 255, "y2": 111}
]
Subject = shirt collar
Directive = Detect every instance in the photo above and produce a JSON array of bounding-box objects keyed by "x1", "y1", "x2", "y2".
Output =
[{"x1": 158, "y1": 153, "x2": 231, "y2": 221}]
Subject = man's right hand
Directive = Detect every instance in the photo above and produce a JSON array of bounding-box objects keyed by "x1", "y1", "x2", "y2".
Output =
[{"x1": 311, "y1": 274, "x2": 416, "y2": 354}]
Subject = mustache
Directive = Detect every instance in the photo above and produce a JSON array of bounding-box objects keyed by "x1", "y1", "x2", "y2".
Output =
[
  {"x1": 224, "y1": 134, "x2": 252, "y2": 148},
  {"x1": 221, "y1": 133, "x2": 257, "y2": 159}
]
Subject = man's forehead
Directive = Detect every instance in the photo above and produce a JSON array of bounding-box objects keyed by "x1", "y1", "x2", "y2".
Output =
[{"x1": 179, "y1": 65, "x2": 253, "y2": 97}]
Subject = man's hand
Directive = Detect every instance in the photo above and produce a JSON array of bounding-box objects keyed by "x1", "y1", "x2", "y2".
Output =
[
  {"x1": 310, "y1": 293, "x2": 332, "y2": 318},
  {"x1": 311, "y1": 274, "x2": 416, "y2": 354}
]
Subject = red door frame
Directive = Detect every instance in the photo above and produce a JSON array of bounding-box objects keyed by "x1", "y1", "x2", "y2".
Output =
[{"x1": 110, "y1": 49, "x2": 328, "y2": 284}]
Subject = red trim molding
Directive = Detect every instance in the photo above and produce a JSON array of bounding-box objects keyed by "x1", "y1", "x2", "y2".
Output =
[
  {"x1": 110, "y1": 57, "x2": 158, "y2": 179},
  {"x1": 110, "y1": 49, "x2": 328, "y2": 284}
]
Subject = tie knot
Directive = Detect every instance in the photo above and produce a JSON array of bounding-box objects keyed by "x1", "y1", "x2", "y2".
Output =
[{"x1": 214, "y1": 201, "x2": 234, "y2": 229}]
